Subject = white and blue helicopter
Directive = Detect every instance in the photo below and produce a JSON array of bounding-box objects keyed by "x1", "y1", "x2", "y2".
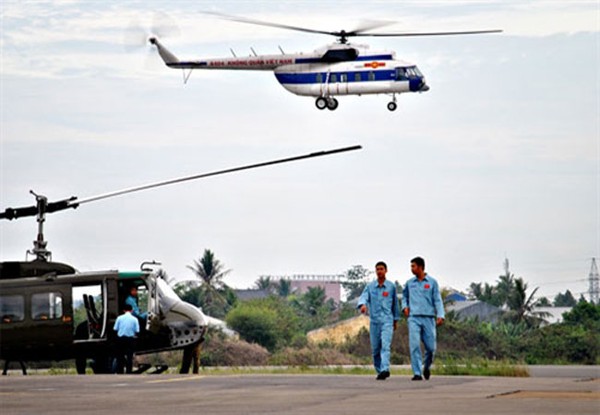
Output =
[{"x1": 149, "y1": 13, "x2": 501, "y2": 111}]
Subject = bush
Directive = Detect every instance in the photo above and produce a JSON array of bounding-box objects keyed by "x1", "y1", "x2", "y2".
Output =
[
  {"x1": 226, "y1": 304, "x2": 279, "y2": 351},
  {"x1": 200, "y1": 334, "x2": 270, "y2": 366},
  {"x1": 226, "y1": 297, "x2": 303, "y2": 351}
]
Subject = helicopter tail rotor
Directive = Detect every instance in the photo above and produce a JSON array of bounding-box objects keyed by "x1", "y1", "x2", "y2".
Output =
[{"x1": 122, "y1": 12, "x2": 181, "y2": 69}]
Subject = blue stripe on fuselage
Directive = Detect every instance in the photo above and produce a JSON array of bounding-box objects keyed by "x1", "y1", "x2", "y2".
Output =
[
  {"x1": 275, "y1": 69, "x2": 399, "y2": 85},
  {"x1": 295, "y1": 54, "x2": 394, "y2": 64}
]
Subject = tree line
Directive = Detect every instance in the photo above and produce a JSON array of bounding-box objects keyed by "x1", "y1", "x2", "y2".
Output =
[{"x1": 163, "y1": 249, "x2": 598, "y2": 364}]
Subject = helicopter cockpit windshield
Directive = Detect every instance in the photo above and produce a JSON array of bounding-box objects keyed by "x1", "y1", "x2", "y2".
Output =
[{"x1": 395, "y1": 66, "x2": 423, "y2": 81}]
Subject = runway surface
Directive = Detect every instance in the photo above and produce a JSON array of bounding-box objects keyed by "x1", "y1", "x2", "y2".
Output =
[{"x1": 1, "y1": 369, "x2": 598, "y2": 414}]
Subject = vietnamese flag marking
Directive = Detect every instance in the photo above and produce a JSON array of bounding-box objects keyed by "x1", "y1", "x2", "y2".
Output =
[
  {"x1": 383, "y1": 291, "x2": 389, "y2": 297},
  {"x1": 364, "y1": 61, "x2": 385, "y2": 69},
  {"x1": 424, "y1": 284, "x2": 431, "y2": 289}
]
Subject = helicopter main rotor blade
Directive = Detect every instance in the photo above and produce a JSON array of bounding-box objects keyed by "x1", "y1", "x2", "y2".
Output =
[
  {"x1": 75, "y1": 145, "x2": 362, "y2": 205},
  {"x1": 348, "y1": 19, "x2": 396, "y2": 35},
  {"x1": 203, "y1": 11, "x2": 501, "y2": 40},
  {"x1": 202, "y1": 11, "x2": 337, "y2": 37},
  {"x1": 351, "y1": 29, "x2": 503, "y2": 37}
]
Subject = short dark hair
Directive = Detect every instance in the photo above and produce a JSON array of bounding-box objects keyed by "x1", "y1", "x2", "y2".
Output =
[
  {"x1": 123, "y1": 303, "x2": 133, "y2": 312},
  {"x1": 411, "y1": 257, "x2": 425, "y2": 269},
  {"x1": 375, "y1": 261, "x2": 387, "y2": 270}
]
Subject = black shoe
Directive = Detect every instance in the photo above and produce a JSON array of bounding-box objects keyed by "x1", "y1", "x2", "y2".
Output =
[
  {"x1": 424, "y1": 367, "x2": 430, "y2": 380},
  {"x1": 411, "y1": 375, "x2": 423, "y2": 381},
  {"x1": 376, "y1": 370, "x2": 390, "y2": 380}
]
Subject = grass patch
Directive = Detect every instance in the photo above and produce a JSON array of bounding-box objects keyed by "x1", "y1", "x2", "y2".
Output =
[{"x1": 436, "y1": 359, "x2": 529, "y2": 377}]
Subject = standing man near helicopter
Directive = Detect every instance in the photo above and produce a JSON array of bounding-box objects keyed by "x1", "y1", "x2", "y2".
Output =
[
  {"x1": 357, "y1": 261, "x2": 400, "y2": 380},
  {"x1": 402, "y1": 256, "x2": 445, "y2": 381},
  {"x1": 113, "y1": 303, "x2": 139, "y2": 374}
]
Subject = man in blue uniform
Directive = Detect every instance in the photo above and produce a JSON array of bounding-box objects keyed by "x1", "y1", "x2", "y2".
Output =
[
  {"x1": 113, "y1": 303, "x2": 140, "y2": 374},
  {"x1": 358, "y1": 261, "x2": 400, "y2": 380},
  {"x1": 125, "y1": 286, "x2": 147, "y2": 320},
  {"x1": 402, "y1": 257, "x2": 444, "y2": 381}
]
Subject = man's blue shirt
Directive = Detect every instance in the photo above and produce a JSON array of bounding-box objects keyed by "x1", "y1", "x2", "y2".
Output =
[
  {"x1": 113, "y1": 311, "x2": 140, "y2": 338},
  {"x1": 357, "y1": 279, "x2": 400, "y2": 324},
  {"x1": 125, "y1": 295, "x2": 147, "y2": 319},
  {"x1": 401, "y1": 274, "x2": 445, "y2": 319}
]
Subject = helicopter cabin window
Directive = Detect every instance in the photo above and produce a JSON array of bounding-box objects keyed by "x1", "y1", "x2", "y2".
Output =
[
  {"x1": 368, "y1": 71, "x2": 375, "y2": 81},
  {"x1": 340, "y1": 73, "x2": 348, "y2": 83},
  {"x1": 395, "y1": 67, "x2": 408, "y2": 81},
  {"x1": 316, "y1": 73, "x2": 323, "y2": 83},
  {"x1": 31, "y1": 292, "x2": 63, "y2": 320},
  {"x1": 330, "y1": 73, "x2": 338, "y2": 83},
  {"x1": 354, "y1": 73, "x2": 362, "y2": 82},
  {"x1": 0, "y1": 295, "x2": 25, "y2": 323}
]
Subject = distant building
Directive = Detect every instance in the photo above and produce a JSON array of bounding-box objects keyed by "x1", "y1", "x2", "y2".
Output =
[
  {"x1": 445, "y1": 291, "x2": 467, "y2": 303},
  {"x1": 261, "y1": 274, "x2": 342, "y2": 303},
  {"x1": 233, "y1": 289, "x2": 271, "y2": 301},
  {"x1": 446, "y1": 300, "x2": 503, "y2": 323}
]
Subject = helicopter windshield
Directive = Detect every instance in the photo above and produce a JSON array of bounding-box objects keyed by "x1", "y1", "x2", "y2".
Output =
[{"x1": 397, "y1": 66, "x2": 423, "y2": 80}]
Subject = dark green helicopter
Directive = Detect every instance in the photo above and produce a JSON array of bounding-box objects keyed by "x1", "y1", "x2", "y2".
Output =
[{"x1": 0, "y1": 145, "x2": 361, "y2": 375}]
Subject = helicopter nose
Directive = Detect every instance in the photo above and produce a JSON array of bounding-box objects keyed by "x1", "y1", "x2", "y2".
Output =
[{"x1": 420, "y1": 83, "x2": 430, "y2": 92}]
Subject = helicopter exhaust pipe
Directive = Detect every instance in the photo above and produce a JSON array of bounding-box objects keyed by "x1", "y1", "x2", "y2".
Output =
[{"x1": 149, "y1": 37, "x2": 180, "y2": 66}]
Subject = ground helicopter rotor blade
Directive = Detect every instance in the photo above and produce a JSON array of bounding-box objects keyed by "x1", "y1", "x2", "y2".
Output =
[
  {"x1": 0, "y1": 145, "x2": 362, "y2": 220},
  {"x1": 75, "y1": 145, "x2": 362, "y2": 205}
]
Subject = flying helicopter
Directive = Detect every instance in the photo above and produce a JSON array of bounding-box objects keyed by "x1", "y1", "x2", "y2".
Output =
[
  {"x1": 147, "y1": 12, "x2": 501, "y2": 111},
  {"x1": 0, "y1": 145, "x2": 361, "y2": 375}
]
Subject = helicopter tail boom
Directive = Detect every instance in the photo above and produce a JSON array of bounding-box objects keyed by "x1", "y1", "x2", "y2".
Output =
[{"x1": 149, "y1": 37, "x2": 180, "y2": 66}]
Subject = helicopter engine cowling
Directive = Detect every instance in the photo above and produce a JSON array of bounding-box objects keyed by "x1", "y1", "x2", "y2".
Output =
[{"x1": 152, "y1": 278, "x2": 207, "y2": 348}]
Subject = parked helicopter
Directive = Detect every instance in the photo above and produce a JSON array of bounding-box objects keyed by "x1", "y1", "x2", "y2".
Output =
[
  {"x1": 0, "y1": 145, "x2": 361, "y2": 374},
  {"x1": 148, "y1": 12, "x2": 501, "y2": 111}
]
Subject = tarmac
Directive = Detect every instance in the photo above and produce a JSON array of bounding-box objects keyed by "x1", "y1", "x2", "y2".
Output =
[{"x1": 0, "y1": 366, "x2": 598, "y2": 414}]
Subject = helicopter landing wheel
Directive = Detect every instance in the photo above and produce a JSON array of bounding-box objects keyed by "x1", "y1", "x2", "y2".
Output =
[
  {"x1": 315, "y1": 97, "x2": 328, "y2": 110},
  {"x1": 387, "y1": 101, "x2": 397, "y2": 112},
  {"x1": 326, "y1": 98, "x2": 339, "y2": 111}
]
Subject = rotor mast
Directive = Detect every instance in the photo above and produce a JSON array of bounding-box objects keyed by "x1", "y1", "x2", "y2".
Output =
[{"x1": 29, "y1": 191, "x2": 51, "y2": 261}]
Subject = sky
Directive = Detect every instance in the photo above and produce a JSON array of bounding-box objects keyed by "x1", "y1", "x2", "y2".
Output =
[{"x1": 1, "y1": 0, "x2": 598, "y2": 301}]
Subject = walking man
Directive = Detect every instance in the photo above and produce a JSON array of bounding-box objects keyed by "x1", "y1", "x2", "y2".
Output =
[
  {"x1": 113, "y1": 303, "x2": 139, "y2": 374},
  {"x1": 402, "y1": 256, "x2": 444, "y2": 381},
  {"x1": 358, "y1": 261, "x2": 400, "y2": 380}
]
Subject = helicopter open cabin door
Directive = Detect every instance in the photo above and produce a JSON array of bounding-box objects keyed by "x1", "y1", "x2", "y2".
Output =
[{"x1": 73, "y1": 283, "x2": 108, "y2": 342}]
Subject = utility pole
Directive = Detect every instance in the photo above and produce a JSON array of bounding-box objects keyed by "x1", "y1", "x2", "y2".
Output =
[
  {"x1": 503, "y1": 257, "x2": 510, "y2": 276},
  {"x1": 589, "y1": 258, "x2": 599, "y2": 304}
]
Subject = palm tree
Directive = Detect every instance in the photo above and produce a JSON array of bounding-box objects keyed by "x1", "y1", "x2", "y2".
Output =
[
  {"x1": 276, "y1": 279, "x2": 292, "y2": 297},
  {"x1": 187, "y1": 249, "x2": 231, "y2": 314},
  {"x1": 505, "y1": 277, "x2": 550, "y2": 327},
  {"x1": 254, "y1": 276, "x2": 275, "y2": 292},
  {"x1": 496, "y1": 273, "x2": 515, "y2": 307}
]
